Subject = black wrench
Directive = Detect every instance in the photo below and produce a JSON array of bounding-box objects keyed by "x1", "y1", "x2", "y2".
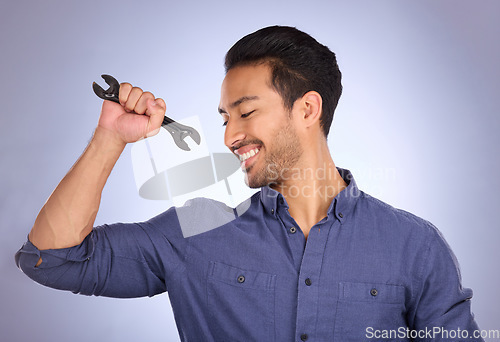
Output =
[{"x1": 92, "y1": 74, "x2": 201, "y2": 151}]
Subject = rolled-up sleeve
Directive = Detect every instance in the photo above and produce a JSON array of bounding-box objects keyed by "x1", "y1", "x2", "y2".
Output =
[
  {"x1": 15, "y1": 207, "x2": 187, "y2": 298},
  {"x1": 410, "y1": 225, "x2": 483, "y2": 341}
]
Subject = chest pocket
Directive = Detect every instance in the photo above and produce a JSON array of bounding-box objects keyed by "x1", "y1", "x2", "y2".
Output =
[
  {"x1": 335, "y1": 282, "x2": 408, "y2": 342},
  {"x1": 207, "y1": 261, "x2": 276, "y2": 341}
]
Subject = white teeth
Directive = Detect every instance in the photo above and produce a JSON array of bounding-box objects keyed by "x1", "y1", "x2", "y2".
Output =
[{"x1": 239, "y1": 148, "x2": 260, "y2": 162}]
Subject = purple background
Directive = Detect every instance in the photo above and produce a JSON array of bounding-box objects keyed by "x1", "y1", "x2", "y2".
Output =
[{"x1": 1, "y1": 1, "x2": 499, "y2": 341}]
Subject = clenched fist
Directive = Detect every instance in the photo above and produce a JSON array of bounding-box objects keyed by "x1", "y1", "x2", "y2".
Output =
[{"x1": 97, "y1": 82, "x2": 166, "y2": 145}]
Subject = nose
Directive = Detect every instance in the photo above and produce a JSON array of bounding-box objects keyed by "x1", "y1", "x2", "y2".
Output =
[{"x1": 224, "y1": 118, "x2": 246, "y2": 150}]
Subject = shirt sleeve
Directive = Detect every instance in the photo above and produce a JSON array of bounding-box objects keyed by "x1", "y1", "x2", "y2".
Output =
[
  {"x1": 14, "y1": 206, "x2": 187, "y2": 298},
  {"x1": 410, "y1": 225, "x2": 484, "y2": 341}
]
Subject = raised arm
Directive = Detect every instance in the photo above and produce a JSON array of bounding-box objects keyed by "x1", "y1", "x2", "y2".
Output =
[{"x1": 28, "y1": 83, "x2": 166, "y2": 260}]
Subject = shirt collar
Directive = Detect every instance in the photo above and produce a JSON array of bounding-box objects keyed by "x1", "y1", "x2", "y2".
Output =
[{"x1": 260, "y1": 167, "x2": 361, "y2": 222}]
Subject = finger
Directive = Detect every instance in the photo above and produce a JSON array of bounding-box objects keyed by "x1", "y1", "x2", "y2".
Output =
[
  {"x1": 124, "y1": 86, "x2": 143, "y2": 112},
  {"x1": 119, "y1": 83, "x2": 132, "y2": 106},
  {"x1": 154, "y1": 98, "x2": 166, "y2": 109},
  {"x1": 134, "y1": 91, "x2": 155, "y2": 115},
  {"x1": 145, "y1": 98, "x2": 167, "y2": 137}
]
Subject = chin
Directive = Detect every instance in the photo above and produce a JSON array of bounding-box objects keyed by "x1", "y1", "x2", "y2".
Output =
[
  {"x1": 243, "y1": 175, "x2": 257, "y2": 189},
  {"x1": 243, "y1": 171, "x2": 265, "y2": 189}
]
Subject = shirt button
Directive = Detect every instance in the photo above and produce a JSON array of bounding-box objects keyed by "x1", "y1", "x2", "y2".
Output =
[
  {"x1": 370, "y1": 288, "x2": 378, "y2": 296},
  {"x1": 338, "y1": 212, "x2": 344, "y2": 218},
  {"x1": 289, "y1": 226, "x2": 297, "y2": 234},
  {"x1": 305, "y1": 278, "x2": 312, "y2": 286},
  {"x1": 237, "y1": 275, "x2": 245, "y2": 283},
  {"x1": 300, "y1": 333, "x2": 308, "y2": 341},
  {"x1": 279, "y1": 197, "x2": 284, "y2": 205},
  {"x1": 271, "y1": 208, "x2": 275, "y2": 214}
]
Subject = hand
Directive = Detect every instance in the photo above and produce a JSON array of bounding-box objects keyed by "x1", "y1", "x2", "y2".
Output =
[{"x1": 97, "y1": 82, "x2": 166, "y2": 145}]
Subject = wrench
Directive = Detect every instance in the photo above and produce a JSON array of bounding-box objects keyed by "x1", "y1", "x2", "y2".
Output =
[{"x1": 92, "y1": 74, "x2": 201, "y2": 151}]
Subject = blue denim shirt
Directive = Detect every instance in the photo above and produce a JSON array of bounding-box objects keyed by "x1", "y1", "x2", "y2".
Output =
[{"x1": 16, "y1": 168, "x2": 482, "y2": 341}]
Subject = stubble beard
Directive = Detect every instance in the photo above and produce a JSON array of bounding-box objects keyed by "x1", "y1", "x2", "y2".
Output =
[{"x1": 244, "y1": 121, "x2": 303, "y2": 189}]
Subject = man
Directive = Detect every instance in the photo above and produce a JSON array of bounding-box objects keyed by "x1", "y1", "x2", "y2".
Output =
[{"x1": 16, "y1": 26, "x2": 482, "y2": 341}]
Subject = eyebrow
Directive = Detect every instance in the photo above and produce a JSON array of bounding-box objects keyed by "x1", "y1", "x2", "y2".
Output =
[{"x1": 218, "y1": 96, "x2": 259, "y2": 114}]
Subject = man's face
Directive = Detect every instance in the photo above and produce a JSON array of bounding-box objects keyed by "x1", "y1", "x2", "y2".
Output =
[{"x1": 219, "y1": 63, "x2": 303, "y2": 188}]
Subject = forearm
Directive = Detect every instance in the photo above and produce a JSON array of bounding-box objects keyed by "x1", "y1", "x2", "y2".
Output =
[{"x1": 29, "y1": 127, "x2": 126, "y2": 251}]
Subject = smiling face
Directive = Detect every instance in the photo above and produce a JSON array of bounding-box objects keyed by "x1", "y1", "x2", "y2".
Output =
[{"x1": 219, "y1": 63, "x2": 304, "y2": 188}]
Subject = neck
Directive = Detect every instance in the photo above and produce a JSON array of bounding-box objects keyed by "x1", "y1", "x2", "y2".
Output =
[{"x1": 270, "y1": 148, "x2": 347, "y2": 239}]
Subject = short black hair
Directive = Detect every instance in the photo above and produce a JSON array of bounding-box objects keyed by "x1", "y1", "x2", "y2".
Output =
[{"x1": 224, "y1": 26, "x2": 342, "y2": 137}]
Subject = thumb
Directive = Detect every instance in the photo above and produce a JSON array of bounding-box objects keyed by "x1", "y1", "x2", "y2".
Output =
[{"x1": 145, "y1": 98, "x2": 166, "y2": 137}]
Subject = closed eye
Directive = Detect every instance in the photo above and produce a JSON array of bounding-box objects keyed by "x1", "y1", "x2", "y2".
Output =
[
  {"x1": 222, "y1": 110, "x2": 255, "y2": 127},
  {"x1": 241, "y1": 110, "x2": 256, "y2": 118}
]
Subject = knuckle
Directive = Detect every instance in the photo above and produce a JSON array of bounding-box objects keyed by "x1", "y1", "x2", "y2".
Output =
[
  {"x1": 119, "y1": 83, "x2": 132, "y2": 103},
  {"x1": 136, "y1": 92, "x2": 154, "y2": 114},
  {"x1": 124, "y1": 87, "x2": 143, "y2": 111},
  {"x1": 140, "y1": 92, "x2": 155, "y2": 107},
  {"x1": 131, "y1": 86, "x2": 143, "y2": 94},
  {"x1": 142, "y1": 91, "x2": 154, "y2": 99},
  {"x1": 155, "y1": 98, "x2": 167, "y2": 111}
]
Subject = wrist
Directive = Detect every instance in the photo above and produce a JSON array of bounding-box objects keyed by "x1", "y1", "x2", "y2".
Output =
[{"x1": 92, "y1": 126, "x2": 128, "y2": 152}]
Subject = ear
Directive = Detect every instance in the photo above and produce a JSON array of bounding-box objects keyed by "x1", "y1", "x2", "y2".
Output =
[{"x1": 299, "y1": 91, "x2": 322, "y2": 128}]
